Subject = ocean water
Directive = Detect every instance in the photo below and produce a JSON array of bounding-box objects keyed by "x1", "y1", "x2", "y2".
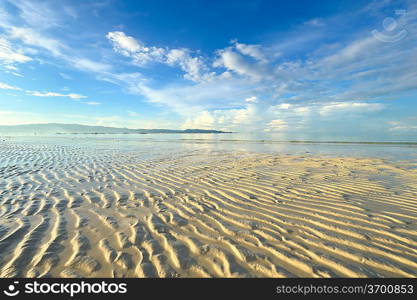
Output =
[{"x1": 2, "y1": 133, "x2": 417, "y2": 163}]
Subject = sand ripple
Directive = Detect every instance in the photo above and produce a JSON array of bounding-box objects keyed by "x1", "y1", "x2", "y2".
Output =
[{"x1": 1, "y1": 142, "x2": 417, "y2": 277}]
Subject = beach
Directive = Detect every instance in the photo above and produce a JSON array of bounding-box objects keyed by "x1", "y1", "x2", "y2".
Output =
[{"x1": 1, "y1": 137, "x2": 417, "y2": 278}]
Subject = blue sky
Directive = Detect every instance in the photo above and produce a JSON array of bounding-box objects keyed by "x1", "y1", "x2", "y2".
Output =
[{"x1": 0, "y1": 0, "x2": 416, "y2": 139}]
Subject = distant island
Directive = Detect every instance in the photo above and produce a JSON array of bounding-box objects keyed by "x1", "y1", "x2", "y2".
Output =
[{"x1": 0, "y1": 123, "x2": 231, "y2": 135}]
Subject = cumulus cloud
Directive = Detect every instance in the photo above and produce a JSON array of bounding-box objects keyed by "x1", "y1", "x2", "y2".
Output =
[
  {"x1": 213, "y1": 47, "x2": 268, "y2": 80},
  {"x1": 166, "y1": 48, "x2": 214, "y2": 82},
  {"x1": 182, "y1": 111, "x2": 215, "y2": 129},
  {"x1": 106, "y1": 31, "x2": 165, "y2": 65},
  {"x1": 106, "y1": 31, "x2": 142, "y2": 53},
  {"x1": 106, "y1": 31, "x2": 212, "y2": 82},
  {"x1": 182, "y1": 104, "x2": 265, "y2": 131}
]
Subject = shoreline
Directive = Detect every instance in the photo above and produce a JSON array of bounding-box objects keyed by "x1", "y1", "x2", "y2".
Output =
[{"x1": 2, "y1": 134, "x2": 417, "y2": 145}]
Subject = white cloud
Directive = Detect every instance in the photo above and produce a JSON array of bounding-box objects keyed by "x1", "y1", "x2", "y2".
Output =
[
  {"x1": 106, "y1": 31, "x2": 166, "y2": 65},
  {"x1": 4, "y1": 65, "x2": 18, "y2": 71},
  {"x1": 27, "y1": 91, "x2": 87, "y2": 99},
  {"x1": 138, "y1": 77, "x2": 258, "y2": 114},
  {"x1": 166, "y1": 48, "x2": 213, "y2": 82},
  {"x1": 265, "y1": 119, "x2": 288, "y2": 131},
  {"x1": 85, "y1": 101, "x2": 101, "y2": 105},
  {"x1": 8, "y1": 26, "x2": 64, "y2": 56},
  {"x1": 106, "y1": 31, "x2": 142, "y2": 53},
  {"x1": 182, "y1": 111, "x2": 215, "y2": 129},
  {"x1": 5, "y1": 24, "x2": 112, "y2": 76},
  {"x1": 0, "y1": 6, "x2": 111, "y2": 76},
  {"x1": 0, "y1": 37, "x2": 32, "y2": 65},
  {"x1": 389, "y1": 125, "x2": 417, "y2": 131},
  {"x1": 232, "y1": 104, "x2": 261, "y2": 125},
  {"x1": 234, "y1": 41, "x2": 267, "y2": 62},
  {"x1": 59, "y1": 72, "x2": 72, "y2": 80},
  {"x1": 276, "y1": 103, "x2": 291, "y2": 109},
  {"x1": 320, "y1": 37, "x2": 379, "y2": 70},
  {"x1": 388, "y1": 120, "x2": 417, "y2": 132},
  {"x1": 182, "y1": 104, "x2": 264, "y2": 131},
  {"x1": 7, "y1": 71, "x2": 24, "y2": 77},
  {"x1": 294, "y1": 106, "x2": 311, "y2": 116},
  {"x1": 0, "y1": 82, "x2": 22, "y2": 91},
  {"x1": 214, "y1": 47, "x2": 267, "y2": 80},
  {"x1": 68, "y1": 57, "x2": 111, "y2": 73},
  {"x1": 245, "y1": 96, "x2": 258, "y2": 103},
  {"x1": 319, "y1": 102, "x2": 384, "y2": 116},
  {"x1": 6, "y1": 0, "x2": 60, "y2": 29},
  {"x1": 107, "y1": 31, "x2": 212, "y2": 82}
]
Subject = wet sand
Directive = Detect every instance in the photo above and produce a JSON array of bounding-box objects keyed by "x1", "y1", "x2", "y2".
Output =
[{"x1": 1, "y1": 141, "x2": 417, "y2": 277}]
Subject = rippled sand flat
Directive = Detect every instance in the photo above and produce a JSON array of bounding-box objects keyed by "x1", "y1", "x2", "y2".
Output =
[{"x1": 1, "y1": 141, "x2": 417, "y2": 278}]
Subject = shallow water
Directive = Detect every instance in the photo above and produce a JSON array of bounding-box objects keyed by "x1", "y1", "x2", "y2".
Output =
[{"x1": 2, "y1": 134, "x2": 417, "y2": 163}]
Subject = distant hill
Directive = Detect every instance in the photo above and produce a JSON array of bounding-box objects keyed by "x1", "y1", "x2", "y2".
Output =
[{"x1": 0, "y1": 123, "x2": 231, "y2": 135}]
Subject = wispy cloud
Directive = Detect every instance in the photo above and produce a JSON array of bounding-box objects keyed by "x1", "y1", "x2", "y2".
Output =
[
  {"x1": 245, "y1": 96, "x2": 258, "y2": 103},
  {"x1": 0, "y1": 82, "x2": 22, "y2": 91},
  {"x1": 0, "y1": 37, "x2": 32, "y2": 66},
  {"x1": 7, "y1": 0, "x2": 61, "y2": 29},
  {"x1": 388, "y1": 119, "x2": 417, "y2": 131},
  {"x1": 8, "y1": 26, "x2": 65, "y2": 57},
  {"x1": 58, "y1": 72, "x2": 72, "y2": 80},
  {"x1": 84, "y1": 101, "x2": 101, "y2": 105},
  {"x1": 319, "y1": 102, "x2": 385, "y2": 116},
  {"x1": 68, "y1": 57, "x2": 112, "y2": 73},
  {"x1": 27, "y1": 91, "x2": 87, "y2": 99},
  {"x1": 1, "y1": 1, "x2": 112, "y2": 76}
]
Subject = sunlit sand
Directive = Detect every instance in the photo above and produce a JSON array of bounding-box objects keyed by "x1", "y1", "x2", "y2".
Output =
[{"x1": 1, "y1": 140, "x2": 417, "y2": 278}]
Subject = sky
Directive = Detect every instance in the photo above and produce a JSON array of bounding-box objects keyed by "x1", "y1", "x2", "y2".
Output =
[{"x1": 0, "y1": 0, "x2": 416, "y2": 140}]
